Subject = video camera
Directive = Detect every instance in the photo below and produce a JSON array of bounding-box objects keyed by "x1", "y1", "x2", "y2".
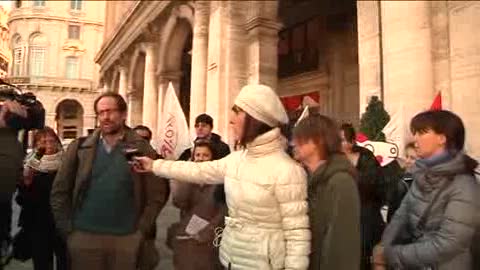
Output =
[
  {"x1": 0, "y1": 88, "x2": 38, "y2": 107},
  {"x1": 0, "y1": 78, "x2": 45, "y2": 131}
]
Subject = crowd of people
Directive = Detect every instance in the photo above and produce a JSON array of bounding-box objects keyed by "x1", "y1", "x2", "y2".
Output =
[{"x1": 1, "y1": 83, "x2": 479, "y2": 270}]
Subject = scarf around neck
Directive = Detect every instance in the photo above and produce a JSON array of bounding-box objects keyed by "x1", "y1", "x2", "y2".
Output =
[
  {"x1": 26, "y1": 150, "x2": 63, "y2": 172},
  {"x1": 416, "y1": 150, "x2": 454, "y2": 168}
]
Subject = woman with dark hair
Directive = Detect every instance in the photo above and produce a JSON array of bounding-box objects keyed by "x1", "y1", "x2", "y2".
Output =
[
  {"x1": 134, "y1": 84, "x2": 310, "y2": 270},
  {"x1": 340, "y1": 123, "x2": 385, "y2": 270},
  {"x1": 292, "y1": 114, "x2": 360, "y2": 270},
  {"x1": 373, "y1": 110, "x2": 480, "y2": 270},
  {"x1": 169, "y1": 139, "x2": 226, "y2": 270},
  {"x1": 17, "y1": 127, "x2": 68, "y2": 270}
]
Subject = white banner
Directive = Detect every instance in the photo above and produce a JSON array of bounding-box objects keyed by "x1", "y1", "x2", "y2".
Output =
[{"x1": 158, "y1": 83, "x2": 193, "y2": 160}]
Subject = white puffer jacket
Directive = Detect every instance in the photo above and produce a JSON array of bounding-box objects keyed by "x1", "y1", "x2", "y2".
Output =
[{"x1": 153, "y1": 128, "x2": 310, "y2": 269}]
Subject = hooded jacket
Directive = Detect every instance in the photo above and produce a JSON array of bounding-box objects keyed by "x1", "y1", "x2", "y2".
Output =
[
  {"x1": 152, "y1": 128, "x2": 311, "y2": 270},
  {"x1": 178, "y1": 133, "x2": 230, "y2": 161},
  {"x1": 307, "y1": 154, "x2": 361, "y2": 270},
  {"x1": 382, "y1": 153, "x2": 480, "y2": 270}
]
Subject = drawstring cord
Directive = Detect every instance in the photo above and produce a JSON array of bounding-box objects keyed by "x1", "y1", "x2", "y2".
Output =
[{"x1": 213, "y1": 226, "x2": 224, "y2": 247}]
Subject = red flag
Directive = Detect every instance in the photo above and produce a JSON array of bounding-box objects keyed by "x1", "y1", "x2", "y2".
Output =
[{"x1": 430, "y1": 92, "x2": 442, "y2": 111}]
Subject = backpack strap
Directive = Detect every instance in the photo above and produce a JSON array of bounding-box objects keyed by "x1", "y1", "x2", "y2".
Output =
[{"x1": 416, "y1": 175, "x2": 454, "y2": 233}]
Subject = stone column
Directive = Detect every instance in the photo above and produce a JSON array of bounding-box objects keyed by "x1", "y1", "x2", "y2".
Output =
[
  {"x1": 141, "y1": 42, "x2": 158, "y2": 133},
  {"x1": 23, "y1": 44, "x2": 29, "y2": 76},
  {"x1": 101, "y1": 71, "x2": 112, "y2": 93},
  {"x1": 103, "y1": 82, "x2": 110, "y2": 93},
  {"x1": 127, "y1": 88, "x2": 142, "y2": 127},
  {"x1": 245, "y1": 1, "x2": 282, "y2": 90},
  {"x1": 327, "y1": 33, "x2": 345, "y2": 122},
  {"x1": 127, "y1": 89, "x2": 134, "y2": 126},
  {"x1": 357, "y1": 0, "x2": 382, "y2": 114},
  {"x1": 382, "y1": 1, "x2": 434, "y2": 109},
  {"x1": 118, "y1": 67, "x2": 129, "y2": 101},
  {"x1": 380, "y1": 1, "x2": 434, "y2": 154},
  {"x1": 430, "y1": 1, "x2": 451, "y2": 109},
  {"x1": 189, "y1": 1, "x2": 210, "y2": 129},
  {"x1": 447, "y1": 1, "x2": 480, "y2": 157}
]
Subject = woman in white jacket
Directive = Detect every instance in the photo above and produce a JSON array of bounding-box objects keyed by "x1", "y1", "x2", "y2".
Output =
[{"x1": 135, "y1": 84, "x2": 310, "y2": 270}]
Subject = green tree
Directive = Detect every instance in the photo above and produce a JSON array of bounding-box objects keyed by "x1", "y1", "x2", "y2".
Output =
[{"x1": 359, "y1": 96, "x2": 390, "y2": 141}]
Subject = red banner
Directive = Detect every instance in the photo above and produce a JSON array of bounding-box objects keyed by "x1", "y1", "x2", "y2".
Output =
[
  {"x1": 430, "y1": 92, "x2": 442, "y2": 111},
  {"x1": 280, "y1": 91, "x2": 319, "y2": 111}
]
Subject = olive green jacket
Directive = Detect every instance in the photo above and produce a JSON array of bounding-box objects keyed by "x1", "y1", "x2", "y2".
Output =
[{"x1": 308, "y1": 154, "x2": 361, "y2": 270}]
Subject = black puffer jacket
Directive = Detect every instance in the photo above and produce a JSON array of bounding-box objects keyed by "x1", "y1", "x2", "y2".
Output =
[
  {"x1": 178, "y1": 133, "x2": 230, "y2": 161},
  {"x1": 17, "y1": 171, "x2": 57, "y2": 230},
  {"x1": 353, "y1": 146, "x2": 386, "y2": 270},
  {"x1": 386, "y1": 172, "x2": 413, "y2": 223}
]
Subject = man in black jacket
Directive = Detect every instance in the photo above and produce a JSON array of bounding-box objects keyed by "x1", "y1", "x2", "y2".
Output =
[
  {"x1": 0, "y1": 99, "x2": 44, "y2": 267},
  {"x1": 178, "y1": 113, "x2": 230, "y2": 161}
]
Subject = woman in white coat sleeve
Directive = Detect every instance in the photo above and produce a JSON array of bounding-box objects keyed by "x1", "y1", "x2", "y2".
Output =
[{"x1": 135, "y1": 84, "x2": 311, "y2": 270}]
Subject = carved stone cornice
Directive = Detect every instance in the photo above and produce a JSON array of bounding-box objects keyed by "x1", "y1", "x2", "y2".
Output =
[
  {"x1": 117, "y1": 53, "x2": 131, "y2": 70},
  {"x1": 192, "y1": 1, "x2": 210, "y2": 37},
  {"x1": 244, "y1": 17, "x2": 282, "y2": 33},
  {"x1": 95, "y1": 1, "x2": 172, "y2": 74},
  {"x1": 141, "y1": 23, "x2": 162, "y2": 43},
  {"x1": 127, "y1": 86, "x2": 137, "y2": 96},
  {"x1": 157, "y1": 70, "x2": 182, "y2": 83},
  {"x1": 139, "y1": 41, "x2": 157, "y2": 53},
  {"x1": 62, "y1": 40, "x2": 87, "y2": 54}
]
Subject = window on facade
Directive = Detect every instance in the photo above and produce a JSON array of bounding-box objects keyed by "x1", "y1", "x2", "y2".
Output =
[
  {"x1": 70, "y1": 0, "x2": 82, "y2": 11},
  {"x1": 62, "y1": 130, "x2": 77, "y2": 139},
  {"x1": 29, "y1": 34, "x2": 47, "y2": 77},
  {"x1": 13, "y1": 48, "x2": 22, "y2": 76},
  {"x1": 68, "y1": 25, "x2": 80, "y2": 39},
  {"x1": 33, "y1": 0, "x2": 45, "y2": 7},
  {"x1": 65, "y1": 56, "x2": 79, "y2": 79},
  {"x1": 15, "y1": 0, "x2": 22, "y2": 8},
  {"x1": 278, "y1": 17, "x2": 321, "y2": 78},
  {"x1": 30, "y1": 47, "x2": 46, "y2": 76},
  {"x1": 62, "y1": 104, "x2": 79, "y2": 119}
]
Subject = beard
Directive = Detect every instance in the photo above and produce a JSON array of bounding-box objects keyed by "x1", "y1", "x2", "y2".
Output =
[{"x1": 100, "y1": 121, "x2": 124, "y2": 135}]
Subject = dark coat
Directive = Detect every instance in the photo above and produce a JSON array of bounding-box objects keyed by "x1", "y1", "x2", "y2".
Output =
[
  {"x1": 353, "y1": 146, "x2": 386, "y2": 270},
  {"x1": 17, "y1": 170, "x2": 68, "y2": 270},
  {"x1": 17, "y1": 171, "x2": 57, "y2": 230},
  {"x1": 0, "y1": 128, "x2": 24, "y2": 202},
  {"x1": 386, "y1": 172, "x2": 413, "y2": 223},
  {"x1": 178, "y1": 133, "x2": 230, "y2": 161},
  {"x1": 170, "y1": 182, "x2": 226, "y2": 270},
  {"x1": 308, "y1": 154, "x2": 361, "y2": 270}
]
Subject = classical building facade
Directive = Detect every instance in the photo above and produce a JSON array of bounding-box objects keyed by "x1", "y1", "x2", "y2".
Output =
[
  {"x1": 6, "y1": 0, "x2": 105, "y2": 139},
  {"x1": 96, "y1": 1, "x2": 480, "y2": 159},
  {"x1": 0, "y1": 6, "x2": 9, "y2": 78}
]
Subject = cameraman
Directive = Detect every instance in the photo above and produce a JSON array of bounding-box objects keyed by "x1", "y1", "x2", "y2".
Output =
[{"x1": 0, "y1": 99, "x2": 43, "y2": 266}]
